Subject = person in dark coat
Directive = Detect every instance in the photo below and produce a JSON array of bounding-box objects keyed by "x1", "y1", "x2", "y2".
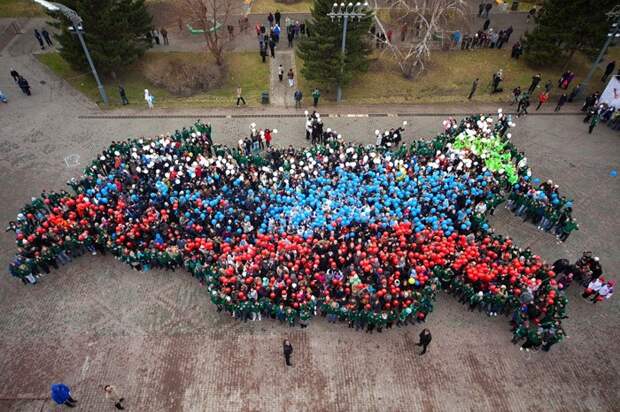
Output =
[
  {"x1": 528, "y1": 73, "x2": 541, "y2": 94},
  {"x1": 554, "y1": 93, "x2": 567, "y2": 112},
  {"x1": 283, "y1": 339, "x2": 293, "y2": 366},
  {"x1": 34, "y1": 29, "x2": 44, "y2": 49},
  {"x1": 275, "y1": 10, "x2": 281, "y2": 26},
  {"x1": 416, "y1": 329, "x2": 432, "y2": 355},
  {"x1": 601, "y1": 60, "x2": 615, "y2": 82},
  {"x1": 17, "y1": 75, "x2": 31, "y2": 96},
  {"x1": 10, "y1": 68, "x2": 20, "y2": 82},
  {"x1": 119, "y1": 85, "x2": 129, "y2": 105},
  {"x1": 483, "y1": 19, "x2": 490, "y2": 31},
  {"x1": 41, "y1": 29, "x2": 53, "y2": 47}
]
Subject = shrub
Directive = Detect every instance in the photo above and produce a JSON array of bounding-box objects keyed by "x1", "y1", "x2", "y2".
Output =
[{"x1": 143, "y1": 56, "x2": 226, "y2": 96}]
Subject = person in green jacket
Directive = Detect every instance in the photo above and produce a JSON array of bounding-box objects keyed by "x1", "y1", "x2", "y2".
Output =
[{"x1": 312, "y1": 88, "x2": 320, "y2": 107}]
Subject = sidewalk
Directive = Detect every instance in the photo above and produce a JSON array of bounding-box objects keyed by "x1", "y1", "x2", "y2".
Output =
[{"x1": 77, "y1": 102, "x2": 585, "y2": 118}]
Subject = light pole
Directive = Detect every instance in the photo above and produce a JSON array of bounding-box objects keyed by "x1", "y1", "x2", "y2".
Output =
[
  {"x1": 578, "y1": 5, "x2": 620, "y2": 99},
  {"x1": 34, "y1": 0, "x2": 109, "y2": 106},
  {"x1": 327, "y1": 1, "x2": 370, "y2": 103}
]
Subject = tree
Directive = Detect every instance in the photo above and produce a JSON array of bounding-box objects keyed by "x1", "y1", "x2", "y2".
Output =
[
  {"x1": 50, "y1": 0, "x2": 153, "y2": 76},
  {"x1": 183, "y1": 0, "x2": 234, "y2": 66},
  {"x1": 373, "y1": 0, "x2": 467, "y2": 79},
  {"x1": 297, "y1": 0, "x2": 372, "y2": 91},
  {"x1": 524, "y1": 0, "x2": 617, "y2": 68}
]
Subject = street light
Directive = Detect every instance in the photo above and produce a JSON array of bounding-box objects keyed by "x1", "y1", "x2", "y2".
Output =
[
  {"x1": 327, "y1": 1, "x2": 370, "y2": 103},
  {"x1": 577, "y1": 5, "x2": 620, "y2": 100},
  {"x1": 33, "y1": 0, "x2": 109, "y2": 106}
]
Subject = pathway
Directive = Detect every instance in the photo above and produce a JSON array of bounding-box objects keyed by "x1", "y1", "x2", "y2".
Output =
[{"x1": 269, "y1": 49, "x2": 296, "y2": 108}]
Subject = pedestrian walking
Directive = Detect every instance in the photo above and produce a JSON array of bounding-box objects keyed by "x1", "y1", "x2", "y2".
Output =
[
  {"x1": 483, "y1": 18, "x2": 490, "y2": 31},
  {"x1": 287, "y1": 69, "x2": 295, "y2": 87},
  {"x1": 528, "y1": 73, "x2": 541, "y2": 94},
  {"x1": 601, "y1": 60, "x2": 615, "y2": 82},
  {"x1": 41, "y1": 29, "x2": 53, "y2": 47},
  {"x1": 478, "y1": 2, "x2": 484, "y2": 17},
  {"x1": 567, "y1": 84, "x2": 581, "y2": 102},
  {"x1": 517, "y1": 93, "x2": 530, "y2": 117},
  {"x1": 144, "y1": 89, "x2": 154, "y2": 109},
  {"x1": 491, "y1": 69, "x2": 503, "y2": 93},
  {"x1": 468, "y1": 78, "x2": 479, "y2": 99},
  {"x1": 10, "y1": 68, "x2": 20, "y2": 82},
  {"x1": 283, "y1": 339, "x2": 293, "y2": 366},
  {"x1": 287, "y1": 28, "x2": 294, "y2": 48},
  {"x1": 17, "y1": 75, "x2": 31, "y2": 95},
  {"x1": 294, "y1": 89, "x2": 302, "y2": 108},
  {"x1": 275, "y1": 10, "x2": 281, "y2": 26},
  {"x1": 104, "y1": 385, "x2": 125, "y2": 410},
  {"x1": 153, "y1": 30, "x2": 160, "y2": 45},
  {"x1": 269, "y1": 37, "x2": 276, "y2": 58},
  {"x1": 511, "y1": 86, "x2": 521, "y2": 104},
  {"x1": 34, "y1": 29, "x2": 45, "y2": 49},
  {"x1": 544, "y1": 80, "x2": 553, "y2": 93},
  {"x1": 484, "y1": 2, "x2": 492, "y2": 18},
  {"x1": 260, "y1": 44, "x2": 267, "y2": 63},
  {"x1": 51, "y1": 383, "x2": 77, "y2": 408},
  {"x1": 536, "y1": 91, "x2": 549, "y2": 111},
  {"x1": 416, "y1": 328, "x2": 432, "y2": 355},
  {"x1": 278, "y1": 64, "x2": 284, "y2": 81},
  {"x1": 161, "y1": 27, "x2": 169, "y2": 45},
  {"x1": 588, "y1": 110, "x2": 600, "y2": 134},
  {"x1": 312, "y1": 88, "x2": 320, "y2": 107},
  {"x1": 236, "y1": 86, "x2": 246, "y2": 106},
  {"x1": 554, "y1": 93, "x2": 567, "y2": 112},
  {"x1": 119, "y1": 85, "x2": 129, "y2": 105},
  {"x1": 268, "y1": 12, "x2": 274, "y2": 27}
]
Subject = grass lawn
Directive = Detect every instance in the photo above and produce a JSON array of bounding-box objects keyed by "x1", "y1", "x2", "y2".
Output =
[
  {"x1": 250, "y1": 0, "x2": 311, "y2": 14},
  {"x1": 37, "y1": 51, "x2": 269, "y2": 109},
  {"x1": 297, "y1": 47, "x2": 620, "y2": 105},
  {"x1": 0, "y1": 0, "x2": 44, "y2": 17}
]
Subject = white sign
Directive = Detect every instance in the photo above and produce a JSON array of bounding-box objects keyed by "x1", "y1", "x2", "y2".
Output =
[{"x1": 599, "y1": 75, "x2": 620, "y2": 109}]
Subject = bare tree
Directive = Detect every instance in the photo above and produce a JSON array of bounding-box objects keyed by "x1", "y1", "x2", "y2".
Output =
[
  {"x1": 372, "y1": 0, "x2": 468, "y2": 78},
  {"x1": 184, "y1": 0, "x2": 235, "y2": 65}
]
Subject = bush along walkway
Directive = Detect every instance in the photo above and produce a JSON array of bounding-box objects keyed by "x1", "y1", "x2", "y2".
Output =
[{"x1": 269, "y1": 49, "x2": 296, "y2": 108}]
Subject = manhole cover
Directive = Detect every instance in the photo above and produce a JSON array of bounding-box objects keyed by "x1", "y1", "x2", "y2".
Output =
[{"x1": 64, "y1": 154, "x2": 80, "y2": 168}]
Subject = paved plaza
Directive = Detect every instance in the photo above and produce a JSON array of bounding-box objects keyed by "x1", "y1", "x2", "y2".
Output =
[{"x1": 1, "y1": 18, "x2": 620, "y2": 412}]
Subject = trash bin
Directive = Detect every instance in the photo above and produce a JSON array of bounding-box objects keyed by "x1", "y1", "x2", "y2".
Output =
[
  {"x1": 261, "y1": 91, "x2": 269, "y2": 104},
  {"x1": 511, "y1": 1, "x2": 519, "y2": 11}
]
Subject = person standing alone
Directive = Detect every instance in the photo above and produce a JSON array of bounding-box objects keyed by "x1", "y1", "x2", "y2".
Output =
[
  {"x1": 468, "y1": 78, "x2": 479, "y2": 99},
  {"x1": 236, "y1": 86, "x2": 246, "y2": 106},
  {"x1": 283, "y1": 339, "x2": 293, "y2": 366},
  {"x1": 287, "y1": 69, "x2": 295, "y2": 87},
  {"x1": 278, "y1": 64, "x2": 284, "y2": 82},
  {"x1": 312, "y1": 88, "x2": 321, "y2": 107},
  {"x1": 416, "y1": 329, "x2": 432, "y2": 355},
  {"x1": 104, "y1": 385, "x2": 125, "y2": 410}
]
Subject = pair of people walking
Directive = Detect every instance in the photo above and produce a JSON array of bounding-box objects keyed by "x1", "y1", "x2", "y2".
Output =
[{"x1": 51, "y1": 383, "x2": 126, "y2": 409}]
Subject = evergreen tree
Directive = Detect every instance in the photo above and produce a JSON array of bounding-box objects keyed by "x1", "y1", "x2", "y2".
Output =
[
  {"x1": 49, "y1": 0, "x2": 152, "y2": 75},
  {"x1": 297, "y1": 0, "x2": 372, "y2": 92},
  {"x1": 524, "y1": 0, "x2": 616, "y2": 67}
]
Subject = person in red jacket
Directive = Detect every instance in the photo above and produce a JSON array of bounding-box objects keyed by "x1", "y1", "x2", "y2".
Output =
[{"x1": 536, "y1": 91, "x2": 549, "y2": 111}]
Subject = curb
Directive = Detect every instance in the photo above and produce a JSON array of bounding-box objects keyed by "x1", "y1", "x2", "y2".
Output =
[{"x1": 78, "y1": 111, "x2": 583, "y2": 120}]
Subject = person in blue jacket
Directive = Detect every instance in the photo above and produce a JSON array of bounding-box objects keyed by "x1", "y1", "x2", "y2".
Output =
[{"x1": 51, "y1": 383, "x2": 77, "y2": 407}]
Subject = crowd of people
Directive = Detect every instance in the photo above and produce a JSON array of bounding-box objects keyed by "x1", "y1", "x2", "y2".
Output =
[{"x1": 8, "y1": 112, "x2": 605, "y2": 351}]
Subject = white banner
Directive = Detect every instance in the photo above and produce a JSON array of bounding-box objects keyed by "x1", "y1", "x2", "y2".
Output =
[{"x1": 599, "y1": 75, "x2": 620, "y2": 109}]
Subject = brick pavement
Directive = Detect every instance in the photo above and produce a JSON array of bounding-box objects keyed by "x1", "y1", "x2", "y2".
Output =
[{"x1": 1, "y1": 31, "x2": 620, "y2": 412}]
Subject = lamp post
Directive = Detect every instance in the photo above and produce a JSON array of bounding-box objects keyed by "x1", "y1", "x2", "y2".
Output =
[
  {"x1": 34, "y1": 0, "x2": 109, "y2": 106},
  {"x1": 578, "y1": 5, "x2": 620, "y2": 99},
  {"x1": 327, "y1": 1, "x2": 369, "y2": 103}
]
